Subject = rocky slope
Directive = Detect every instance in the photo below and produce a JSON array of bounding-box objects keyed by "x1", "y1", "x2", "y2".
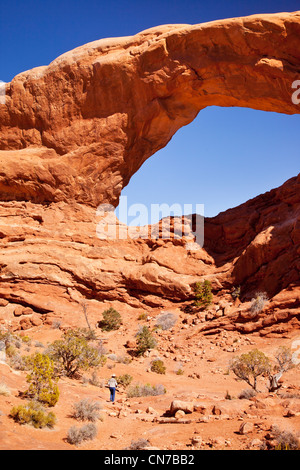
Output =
[{"x1": 0, "y1": 172, "x2": 299, "y2": 336}]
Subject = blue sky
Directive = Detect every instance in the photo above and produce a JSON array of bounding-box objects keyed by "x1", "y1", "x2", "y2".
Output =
[{"x1": 1, "y1": 0, "x2": 299, "y2": 220}]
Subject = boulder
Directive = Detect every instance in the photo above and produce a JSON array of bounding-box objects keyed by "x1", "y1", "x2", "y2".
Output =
[{"x1": 170, "y1": 400, "x2": 194, "y2": 415}]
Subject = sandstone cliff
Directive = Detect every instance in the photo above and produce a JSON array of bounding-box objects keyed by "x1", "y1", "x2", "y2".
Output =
[
  {"x1": 0, "y1": 12, "x2": 299, "y2": 335},
  {"x1": 0, "y1": 11, "x2": 299, "y2": 206}
]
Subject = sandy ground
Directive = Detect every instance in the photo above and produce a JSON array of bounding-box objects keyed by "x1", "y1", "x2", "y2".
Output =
[{"x1": 0, "y1": 305, "x2": 299, "y2": 451}]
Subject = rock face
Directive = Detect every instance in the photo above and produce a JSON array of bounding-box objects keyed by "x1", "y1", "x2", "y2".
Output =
[
  {"x1": 0, "y1": 11, "x2": 300, "y2": 206},
  {"x1": 0, "y1": 12, "x2": 299, "y2": 334}
]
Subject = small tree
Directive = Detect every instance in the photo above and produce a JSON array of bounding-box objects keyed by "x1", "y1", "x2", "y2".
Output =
[
  {"x1": 47, "y1": 330, "x2": 101, "y2": 378},
  {"x1": 136, "y1": 326, "x2": 157, "y2": 356},
  {"x1": 193, "y1": 280, "x2": 213, "y2": 308},
  {"x1": 99, "y1": 308, "x2": 122, "y2": 331},
  {"x1": 230, "y1": 349, "x2": 271, "y2": 391},
  {"x1": 268, "y1": 346, "x2": 294, "y2": 392},
  {"x1": 25, "y1": 353, "x2": 59, "y2": 407}
]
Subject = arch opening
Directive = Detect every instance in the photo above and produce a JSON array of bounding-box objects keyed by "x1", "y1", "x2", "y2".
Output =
[{"x1": 116, "y1": 106, "x2": 300, "y2": 226}]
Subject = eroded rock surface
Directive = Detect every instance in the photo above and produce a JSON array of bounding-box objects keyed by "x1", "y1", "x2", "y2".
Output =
[
  {"x1": 0, "y1": 11, "x2": 300, "y2": 205},
  {"x1": 0, "y1": 12, "x2": 299, "y2": 334}
]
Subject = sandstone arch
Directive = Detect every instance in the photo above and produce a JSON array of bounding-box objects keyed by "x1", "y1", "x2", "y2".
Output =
[{"x1": 0, "y1": 11, "x2": 300, "y2": 207}]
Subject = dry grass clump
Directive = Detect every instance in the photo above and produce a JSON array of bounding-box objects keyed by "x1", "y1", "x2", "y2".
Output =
[
  {"x1": 250, "y1": 292, "x2": 268, "y2": 316},
  {"x1": 272, "y1": 426, "x2": 300, "y2": 450},
  {"x1": 127, "y1": 383, "x2": 166, "y2": 398},
  {"x1": 125, "y1": 438, "x2": 151, "y2": 450},
  {"x1": 155, "y1": 312, "x2": 177, "y2": 330},
  {"x1": 67, "y1": 423, "x2": 97, "y2": 446},
  {"x1": 0, "y1": 382, "x2": 11, "y2": 396},
  {"x1": 71, "y1": 398, "x2": 103, "y2": 422}
]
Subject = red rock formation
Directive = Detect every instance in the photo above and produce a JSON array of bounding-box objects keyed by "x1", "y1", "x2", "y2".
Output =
[
  {"x1": 0, "y1": 12, "x2": 299, "y2": 334},
  {"x1": 0, "y1": 11, "x2": 300, "y2": 206}
]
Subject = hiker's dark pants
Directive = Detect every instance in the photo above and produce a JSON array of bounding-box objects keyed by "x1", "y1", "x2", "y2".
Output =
[{"x1": 109, "y1": 387, "x2": 116, "y2": 402}]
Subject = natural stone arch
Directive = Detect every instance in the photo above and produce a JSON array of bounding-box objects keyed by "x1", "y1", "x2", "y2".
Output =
[{"x1": 0, "y1": 11, "x2": 299, "y2": 206}]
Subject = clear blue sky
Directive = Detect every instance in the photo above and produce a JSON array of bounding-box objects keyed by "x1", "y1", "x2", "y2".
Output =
[{"x1": 1, "y1": 1, "x2": 299, "y2": 220}]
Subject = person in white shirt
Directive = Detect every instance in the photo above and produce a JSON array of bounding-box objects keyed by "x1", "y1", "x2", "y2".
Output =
[{"x1": 107, "y1": 374, "x2": 118, "y2": 403}]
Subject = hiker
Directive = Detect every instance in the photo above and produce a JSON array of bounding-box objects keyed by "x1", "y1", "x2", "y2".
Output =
[{"x1": 107, "y1": 373, "x2": 118, "y2": 403}]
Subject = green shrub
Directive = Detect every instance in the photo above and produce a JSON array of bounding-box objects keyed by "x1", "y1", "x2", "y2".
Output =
[
  {"x1": 116, "y1": 374, "x2": 133, "y2": 389},
  {"x1": 136, "y1": 326, "x2": 157, "y2": 356},
  {"x1": 47, "y1": 329, "x2": 101, "y2": 378},
  {"x1": 10, "y1": 401, "x2": 56, "y2": 428},
  {"x1": 151, "y1": 359, "x2": 166, "y2": 375},
  {"x1": 99, "y1": 308, "x2": 122, "y2": 331},
  {"x1": 71, "y1": 327, "x2": 98, "y2": 341},
  {"x1": 193, "y1": 280, "x2": 213, "y2": 308},
  {"x1": 21, "y1": 335, "x2": 32, "y2": 345},
  {"x1": 138, "y1": 313, "x2": 147, "y2": 321},
  {"x1": 231, "y1": 286, "x2": 241, "y2": 299},
  {"x1": 25, "y1": 352, "x2": 59, "y2": 407}
]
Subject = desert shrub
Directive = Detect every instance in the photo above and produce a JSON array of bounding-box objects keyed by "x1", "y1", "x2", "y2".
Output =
[
  {"x1": 231, "y1": 286, "x2": 241, "y2": 299},
  {"x1": 238, "y1": 388, "x2": 257, "y2": 399},
  {"x1": 47, "y1": 329, "x2": 101, "y2": 378},
  {"x1": 0, "y1": 382, "x2": 11, "y2": 396},
  {"x1": 127, "y1": 383, "x2": 166, "y2": 398},
  {"x1": 268, "y1": 346, "x2": 295, "y2": 392},
  {"x1": 97, "y1": 354, "x2": 107, "y2": 368},
  {"x1": 0, "y1": 331, "x2": 18, "y2": 348},
  {"x1": 99, "y1": 308, "x2": 122, "y2": 331},
  {"x1": 136, "y1": 326, "x2": 157, "y2": 356},
  {"x1": 175, "y1": 368, "x2": 184, "y2": 375},
  {"x1": 193, "y1": 280, "x2": 213, "y2": 308},
  {"x1": 125, "y1": 438, "x2": 151, "y2": 450},
  {"x1": 116, "y1": 355, "x2": 131, "y2": 364},
  {"x1": 230, "y1": 349, "x2": 271, "y2": 391},
  {"x1": 85, "y1": 370, "x2": 103, "y2": 387},
  {"x1": 250, "y1": 292, "x2": 268, "y2": 315},
  {"x1": 10, "y1": 401, "x2": 56, "y2": 428},
  {"x1": 138, "y1": 312, "x2": 148, "y2": 321},
  {"x1": 151, "y1": 359, "x2": 166, "y2": 375},
  {"x1": 155, "y1": 312, "x2": 178, "y2": 331},
  {"x1": 6, "y1": 353, "x2": 26, "y2": 371},
  {"x1": 273, "y1": 426, "x2": 300, "y2": 450},
  {"x1": 71, "y1": 327, "x2": 98, "y2": 341},
  {"x1": 25, "y1": 353, "x2": 59, "y2": 407},
  {"x1": 116, "y1": 374, "x2": 133, "y2": 389},
  {"x1": 21, "y1": 335, "x2": 31, "y2": 345},
  {"x1": 51, "y1": 320, "x2": 62, "y2": 329},
  {"x1": 5, "y1": 344, "x2": 17, "y2": 358},
  {"x1": 71, "y1": 398, "x2": 102, "y2": 422},
  {"x1": 67, "y1": 423, "x2": 97, "y2": 446},
  {"x1": 107, "y1": 353, "x2": 117, "y2": 361}
]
